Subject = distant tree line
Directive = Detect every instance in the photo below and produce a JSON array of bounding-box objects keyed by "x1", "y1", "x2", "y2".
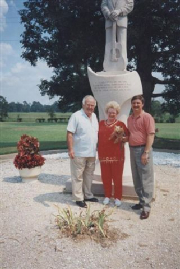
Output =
[
  {"x1": 0, "y1": 96, "x2": 73, "y2": 121},
  {"x1": 0, "y1": 96, "x2": 8, "y2": 120},
  {"x1": 7, "y1": 100, "x2": 61, "y2": 113},
  {"x1": 0, "y1": 95, "x2": 179, "y2": 123},
  {"x1": 151, "y1": 100, "x2": 177, "y2": 123}
]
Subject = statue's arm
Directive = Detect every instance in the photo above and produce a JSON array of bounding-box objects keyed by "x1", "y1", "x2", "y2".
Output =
[
  {"x1": 119, "y1": 0, "x2": 134, "y2": 16},
  {"x1": 101, "y1": 0, "x2": 111, "y2": 19}
]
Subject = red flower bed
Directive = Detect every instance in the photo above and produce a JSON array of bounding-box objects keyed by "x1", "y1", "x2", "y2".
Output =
[{"x1": 13, "y1": 134, "x2": 45, "y2": 169}]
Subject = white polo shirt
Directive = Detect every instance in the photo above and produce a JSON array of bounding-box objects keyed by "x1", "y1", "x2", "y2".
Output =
[{"x1": 67, "y1": 109, "x2": 99, "y2": 157}]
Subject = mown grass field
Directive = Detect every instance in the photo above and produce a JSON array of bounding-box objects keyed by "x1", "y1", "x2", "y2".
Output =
[
  {"x1": 155, "y1": 123, "x2": 180, "y2": 140},
  {"x1": 7, "y1": 112, "x2": 72, "y2": 122},
  {"x1": 0, "y1": 120, "x2": 180, "y2": 155},
  {"x1": 0, "y1": 122, "x2": 67, "y2": 155},
  {"x1": 153, "y1": 123, "x2": 180, "y2": 150}
]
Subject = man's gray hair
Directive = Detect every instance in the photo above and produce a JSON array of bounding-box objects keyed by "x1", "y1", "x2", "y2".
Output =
[{"x1": 82, "y1": 95, "x2": 96, "y2": 106}]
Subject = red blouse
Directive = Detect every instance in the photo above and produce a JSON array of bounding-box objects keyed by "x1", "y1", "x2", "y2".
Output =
[{"x1": 98, "y1": 120, "x2": 129, "y2": 163}]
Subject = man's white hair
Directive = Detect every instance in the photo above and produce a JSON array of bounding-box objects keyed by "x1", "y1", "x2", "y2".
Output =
[{"x1": 82, "y1": 95, "x2": 96, "y2": 106}]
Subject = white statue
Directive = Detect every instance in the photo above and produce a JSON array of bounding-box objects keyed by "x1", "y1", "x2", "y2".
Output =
[{"x1": 101, "y1": 0, "x2": 134, "y2": 72}]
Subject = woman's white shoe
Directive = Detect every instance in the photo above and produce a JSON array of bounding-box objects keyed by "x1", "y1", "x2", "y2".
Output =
[
  {"x1": 115, "y1": 199, "x2": 121, "y2": 207},
  {"x1": 103, "y1": 197, "x2": 110, "y2": 205}
]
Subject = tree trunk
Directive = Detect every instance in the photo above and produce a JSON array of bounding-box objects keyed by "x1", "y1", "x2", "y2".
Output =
[
  {"x1": 136, "y1": 34, "x2": 155, "y2": 113},
  {"x1": 141, "y1": 79, "x2": 155, "y2": 112}
]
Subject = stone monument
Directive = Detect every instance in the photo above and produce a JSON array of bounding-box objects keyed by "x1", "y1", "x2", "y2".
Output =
[
  {"x1": 87, "y1": 0, "x2": 143, "y2": 198},
  {"x1": 65, "y1": 0, "x2": 143, "y2": 198}
]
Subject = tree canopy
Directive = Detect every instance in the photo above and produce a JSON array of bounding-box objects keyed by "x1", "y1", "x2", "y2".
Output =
[
  {"x1": 19, "y1": 0, "x2": 180, "y2": 113},
  {"x1": 8, "y1": 100, "x2": 61, "y2": 113},
  {"x1": 0, "y1": 96, "x2": 8, "y2": 119},
  {"x1": 127, "y1": 0, "x2": 180, "y2": 111}
]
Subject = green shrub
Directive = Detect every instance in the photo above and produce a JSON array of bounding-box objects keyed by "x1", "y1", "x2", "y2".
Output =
[{"x1": 169, "y1": 117, "x2": 175, "y2": 123}]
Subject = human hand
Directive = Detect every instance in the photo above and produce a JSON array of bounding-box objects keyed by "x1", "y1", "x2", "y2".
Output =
[
  {"x1": 141, "y1": 152, "x2": 149, "y2": 165},
  {"x1": 121, "y1": 136, "x2": 128, "y2": 143},
  {"x1": 109, "y1": 10, "x2": 119, "y2": 21},
  {"x1": 68, "y1": 149, "x2": 75, "y2": 159}
]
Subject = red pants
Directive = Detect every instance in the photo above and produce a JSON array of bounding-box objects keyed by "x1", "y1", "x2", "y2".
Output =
[{"x1": 100, "y1": 161, "x2": 124, "y2": 199}]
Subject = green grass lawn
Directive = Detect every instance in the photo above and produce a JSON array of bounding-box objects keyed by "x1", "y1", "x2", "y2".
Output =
[
  {"x1": 0, "y1": 122, "x2": 179, "y2": 155},
  {"x1": 7, "y1": 112, "x2": 72, "y2": 122},
  {"x1": 155, "y1": 123, "x2": 180, "y2": 140},
  {"x1": 0, "y1": 122, "x2": 68, "y2": 155},
  {"x1": 154, "y1": 123, "x2": 180, "y2": 150}
]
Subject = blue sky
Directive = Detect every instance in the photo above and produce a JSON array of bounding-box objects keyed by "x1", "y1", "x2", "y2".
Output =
[
  {"x1": 0, "y1": 0, "x2": 58, "y2": 105},
  {"x1": 0, "y1": 0, "x2": 164, "y2": 105}
]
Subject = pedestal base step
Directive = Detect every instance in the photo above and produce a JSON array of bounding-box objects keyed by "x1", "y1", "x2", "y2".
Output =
[{"x1": 64, "y1": 176, "x2": 139, "y2": 200}]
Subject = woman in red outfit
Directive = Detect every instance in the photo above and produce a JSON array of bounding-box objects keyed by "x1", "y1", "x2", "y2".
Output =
[{"x1": 98, "y1": 101, "x2": 129, "y2": 206}]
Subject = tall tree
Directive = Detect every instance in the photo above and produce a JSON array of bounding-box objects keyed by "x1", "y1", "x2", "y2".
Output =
[
  {"x1": 20, "y1": 0, "x2": 104, "y2": 111},
  {"x1": 51, "y1": 101, "x2": 60, "y2": 112},
  {"x1": 151, "y1": 100, "x2": 162, "y2": 118},
  {"x1": 0, "y1": 96, "x2": 8, "y2": 120},
  {"x1": 30, "y1": 101, "x2": 45, "y2": 112},
  {"x1": 19, "y1": 0, "x2": 180, "y2": 112},
  {"x1": 8, "y1": 102, "x2": 17, "y2": 112},
  {"x1": 16, "y1": 102, "x2": 24, "y2": 112},
  {"x1": 161, "y1": 84, "x2": 180, "y2": 117},
  {"x1": 128, "y1": 0, "x2": 180, "y2": 111},
  {"x1": 22, "y1": 101, "x2": 31, "y2": 112}
]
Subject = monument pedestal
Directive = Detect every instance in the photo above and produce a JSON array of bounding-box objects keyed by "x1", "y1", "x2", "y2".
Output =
[
  {"x1": 65, "y1": 176, "x2": 137, "y2": 199},
  {"x1": 64, "y1": 154, "x2": 155, "y2": 199}
]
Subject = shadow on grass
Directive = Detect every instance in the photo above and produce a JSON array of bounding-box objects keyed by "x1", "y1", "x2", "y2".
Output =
[
  {"x1": 40, "y1": 141, "x2": 67, "y2": 150},
  {"x1": 154, "y1": 136, "x2": 180, "y2": 150}
]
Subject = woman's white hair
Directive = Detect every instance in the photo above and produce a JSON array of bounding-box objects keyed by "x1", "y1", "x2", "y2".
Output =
[
  {"x1": 82, "y1": 95, "x2": 96, "y2": 106},
  {"x1": 105, "y1": 101, "x2": 121, "y2": 114}
]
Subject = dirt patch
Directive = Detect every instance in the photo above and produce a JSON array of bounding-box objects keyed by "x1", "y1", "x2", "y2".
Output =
[{"x1": 57, "y1": 225, "x2": 129, "y2": 248}]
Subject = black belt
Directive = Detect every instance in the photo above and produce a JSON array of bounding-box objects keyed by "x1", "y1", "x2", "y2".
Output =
[{"x1": 129, "y1": 144, "x2": 146, "y2": 148}]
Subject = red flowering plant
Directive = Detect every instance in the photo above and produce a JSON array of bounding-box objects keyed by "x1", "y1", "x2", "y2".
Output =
[{"x1": 13, "y1": 134, "x2": 45, "y2": 169}]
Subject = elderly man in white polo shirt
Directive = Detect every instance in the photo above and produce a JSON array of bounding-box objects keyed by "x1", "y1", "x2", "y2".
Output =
[{"x1": 67, "y1": 95, "x2": 99, "y2": 208}]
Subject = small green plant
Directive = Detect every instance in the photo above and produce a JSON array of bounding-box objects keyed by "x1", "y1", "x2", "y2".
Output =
[
  {"x1": 97, "y1": 209, "x2": 108, "y2": 237},
  {"x1": 55, "y1": 205, "x2": 113, "y2": 239}
]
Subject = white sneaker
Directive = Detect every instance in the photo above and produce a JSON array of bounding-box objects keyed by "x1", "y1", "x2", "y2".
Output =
[
  {"x1": 103, "y1": 197, "x2": 110, "y2": 205},
  {"x1": 115, "y1": 199, "x2": 121, "y2": 207}
]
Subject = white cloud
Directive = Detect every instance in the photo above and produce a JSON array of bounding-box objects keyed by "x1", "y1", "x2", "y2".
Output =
[
  {"x1": 1, "y1": 60, "x2": 59, "y2": 105},
  {"x1": 0, "y1": 0, "x2": 8, "y2": 32},
  {"x1": 9, "y1": 0, "x2": 15, "y2": 6},
  {"x1": 11, "y1": 62, "x2": 26, "y2": 73},
  {"x1": 0, "y1": 42, "x2": 14, "y2": 67},
  {"x1": 0, "y1": 1, "x2": 58, "y2": 105},
  {"x1": 0, "y1": 42, "x2": 13, "y2": 55}
]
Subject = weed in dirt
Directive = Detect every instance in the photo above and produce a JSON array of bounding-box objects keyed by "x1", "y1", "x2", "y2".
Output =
[{"x1": 54, "y1": 205, "x2": 130, "y2": 247}]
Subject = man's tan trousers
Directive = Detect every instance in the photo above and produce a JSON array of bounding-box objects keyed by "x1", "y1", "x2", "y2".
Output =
[{"x1": 70, "y1": 156, "x2": 95, "y2": 201}]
